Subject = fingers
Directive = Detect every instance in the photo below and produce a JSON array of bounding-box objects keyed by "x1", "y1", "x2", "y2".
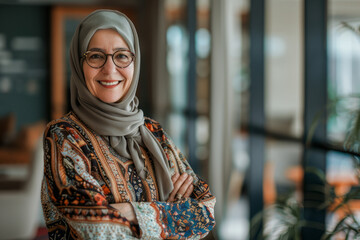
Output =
[
  {"x1": 171, "y1": 172, "x2": 180, "y2": 184},
  {"x1": 168, "y1": 172, "x2": 188, "y2": 202},
  {"x1": 184, "y1": 184, "x2": 194, "y2": 198},
  {"x1": 167, "y1": 172, "x2": 194, "y2": 202},
  {"x1": 175, "y1": 174, "x2": 193, "y2": 200}
]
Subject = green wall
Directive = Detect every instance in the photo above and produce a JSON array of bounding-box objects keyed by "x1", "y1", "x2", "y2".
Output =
[{"x1": 0, "y1": 5, "x2": 49, "y2": 130}]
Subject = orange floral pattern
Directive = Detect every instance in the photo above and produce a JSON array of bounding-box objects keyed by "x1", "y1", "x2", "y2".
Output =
[{"x1": 41, "y1": 112, "x2": 215, "y2": 239}]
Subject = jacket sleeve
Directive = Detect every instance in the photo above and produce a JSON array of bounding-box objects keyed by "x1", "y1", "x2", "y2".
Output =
[
  {"x1": 41, "y1": 122, "x2": 140, "y2": 240},
  {"x1": 42, "y1": 119, "x2": 215, "y2": 240},
  {"x1": 131, "y1": 120, "x2": 216, "y2": 239}
]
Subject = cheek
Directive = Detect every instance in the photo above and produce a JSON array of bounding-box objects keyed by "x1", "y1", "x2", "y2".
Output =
[
  {"x1": 125, "y1": 65, "x2": 134, "y2": 84},
  {"x1": 83, "y1": 63, "x2": 97, "y2": 94}
]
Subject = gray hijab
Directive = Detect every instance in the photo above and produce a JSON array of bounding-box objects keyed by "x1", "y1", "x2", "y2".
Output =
[{"x1": 69, "y1": 9, "x2": 173, "y2": 201}]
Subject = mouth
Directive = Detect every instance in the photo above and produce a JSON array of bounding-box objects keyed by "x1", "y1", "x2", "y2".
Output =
[{"x1": 97, "y1": 80, "x2": 123, "y2": 87}]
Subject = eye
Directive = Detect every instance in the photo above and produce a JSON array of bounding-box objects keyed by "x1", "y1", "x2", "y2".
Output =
[
  {"x1": 115, "y1": 53, "x2": 129, "y2": 61},
  {"x1": 115, "y1": 51, "x2": 133, "y2": 62},
  {"x1": 88, "y1": 52, "x2": 105, "y2": 60}
]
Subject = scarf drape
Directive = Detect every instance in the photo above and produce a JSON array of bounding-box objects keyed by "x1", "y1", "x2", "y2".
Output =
[{"x1": 69, "y1": 9, "x2": 173, "y2": 201}]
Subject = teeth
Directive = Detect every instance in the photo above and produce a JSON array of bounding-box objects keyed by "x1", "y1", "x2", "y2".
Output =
[{"x1": 99, "y1": 81, "x2": 119, "y2": 86}]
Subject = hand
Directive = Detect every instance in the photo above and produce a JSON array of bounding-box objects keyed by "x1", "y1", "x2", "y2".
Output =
[
  {"x1": 167, "y1": 172, "x2": 194, "y2": 202},
  {"x1": 110, "y1": 203, "x2": 138, "y2": 225}
]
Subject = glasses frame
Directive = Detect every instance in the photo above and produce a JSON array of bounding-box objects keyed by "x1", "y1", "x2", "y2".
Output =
[{"x1": 82, "y1": 49, "x2": 135, "y2": 69}]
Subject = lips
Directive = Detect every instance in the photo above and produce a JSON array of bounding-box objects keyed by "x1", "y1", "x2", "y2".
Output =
[{"x1": 97, "y1": 80, "x2": 123, "y2": 87}]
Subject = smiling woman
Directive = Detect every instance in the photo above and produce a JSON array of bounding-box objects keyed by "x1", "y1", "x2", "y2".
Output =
[
  {"x1": 41, "y1": 9, "x2": 215, "y2": 239},
  {"x1": 82, "y1": 29, "x2": 135, "y2": 103}
]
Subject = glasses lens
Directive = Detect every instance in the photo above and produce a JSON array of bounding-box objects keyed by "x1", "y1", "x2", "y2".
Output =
[
  {"x1": 113, "y1": 50, "x2": 133, "y2": 68},
  {"x1": 86, "y1": 51, "x2": 106, "y2": 68}
]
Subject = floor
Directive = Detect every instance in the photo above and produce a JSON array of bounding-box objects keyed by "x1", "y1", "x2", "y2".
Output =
[{"x1": 219, "y1": 198, "x2": 250, "y2": 240}]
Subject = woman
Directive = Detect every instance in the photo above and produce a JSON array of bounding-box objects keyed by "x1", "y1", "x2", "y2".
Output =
[{"x1": 41, "y1": 9, "x2": 215, "y2": 239}]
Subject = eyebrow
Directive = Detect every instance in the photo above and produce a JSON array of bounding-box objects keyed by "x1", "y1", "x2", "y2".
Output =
[{"x1": 88, "y1": 47, "x2": 130, "y2": 52}]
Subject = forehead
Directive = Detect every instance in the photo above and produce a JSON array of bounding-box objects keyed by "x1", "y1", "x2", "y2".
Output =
[{"x1": 88, "y1": 29, "x2": 129, "y2": 48}]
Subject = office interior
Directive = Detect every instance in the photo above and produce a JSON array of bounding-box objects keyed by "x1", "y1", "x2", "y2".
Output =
[{"x1": 0, "y1": 0, "x2": 360, "y2": 239}]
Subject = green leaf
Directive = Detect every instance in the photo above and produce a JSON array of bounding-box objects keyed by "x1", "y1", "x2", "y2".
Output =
[
  {"x1": 345, "y1": 228, "x2": 351, "y2": 240},
  {"x1": 344, "y1": 111, "x2": 360, "y2": 153},
  {"x1": 305, "y1": 167, "x2": 327, "y2": 183}
]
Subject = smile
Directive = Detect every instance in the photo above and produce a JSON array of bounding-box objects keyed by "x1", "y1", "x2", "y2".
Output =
[{"x1": 97, "y1": 80, "x2": 122, "y2": 87}]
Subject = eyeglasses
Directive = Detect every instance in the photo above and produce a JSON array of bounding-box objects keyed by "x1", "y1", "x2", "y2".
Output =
[{"x1": 82, "y1": 49, "x2": 135, "y2": 69}]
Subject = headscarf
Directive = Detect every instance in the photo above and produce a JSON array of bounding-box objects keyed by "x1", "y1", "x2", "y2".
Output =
[{"x1": 69, "y1": 9, "x2": 173, "y2": 201}]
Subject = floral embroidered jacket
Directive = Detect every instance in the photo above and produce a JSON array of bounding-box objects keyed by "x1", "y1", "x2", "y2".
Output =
[{"x1": 41, "y1": 112, "x2": 216, "y2": 239}]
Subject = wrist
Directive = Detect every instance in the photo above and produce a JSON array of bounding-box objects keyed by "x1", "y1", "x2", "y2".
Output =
[
  {"x1": 124, "y1": 203, "x2": 138, "y2": 224},
  {"x1": 110, "y1": 203, "x2": 138, "y2": 224}
]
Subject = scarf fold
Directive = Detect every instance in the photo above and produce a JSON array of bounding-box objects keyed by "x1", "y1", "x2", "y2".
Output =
[{"x1": 69, "y1": 9, "x2": 173, "y2": 201}]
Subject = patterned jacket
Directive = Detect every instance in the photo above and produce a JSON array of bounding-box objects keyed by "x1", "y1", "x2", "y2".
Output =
[{"x1": 41, "y1": 112, "x2": 215, "y2": 239}]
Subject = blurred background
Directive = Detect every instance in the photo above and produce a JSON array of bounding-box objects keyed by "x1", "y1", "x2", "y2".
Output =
[{"x1": 0, "y1": 0, "x2": 360, "y2": 239}]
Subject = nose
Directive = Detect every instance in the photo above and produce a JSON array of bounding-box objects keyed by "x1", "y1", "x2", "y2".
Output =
[{"x1": 101, "y1": 55, "x2": 117, "y2": 73}]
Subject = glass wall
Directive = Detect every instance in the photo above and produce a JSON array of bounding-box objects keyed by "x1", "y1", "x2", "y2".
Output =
[
  {"x1": 327, "y1": 0, "x2": 360, "y2": 145},
  {"x1": 265, "y1": 0, "x2": 304, "y2": 138},
  {"x1": 265, "y1": 0, "x2": 304, "y2": 198},
  {"x1": 326, "y1": 0, "x2": 360, "y2": 238},
  {"x1": 162, "y1": 0, "x2": 360, "y2": 239},
  {"x1": 219, "y1": 0, "x2": 304, "y2": 238},
  {"x1": 164, "y1": 0, "x2": 188, "y2": 153},
  {"x1": 262, "y1": 0, "x2": 304, "y2": 238},
  {"x1": 220, "y1": 0, "x2": 250, "y2": 239},
  {"x1": 164, "y1": 0, "x2": 211, "y2": 178}
]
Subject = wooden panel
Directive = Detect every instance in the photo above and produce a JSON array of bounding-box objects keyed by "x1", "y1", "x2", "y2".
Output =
[{"x1": 0, "y1": 149, "x2": 32, "y2": 165}]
